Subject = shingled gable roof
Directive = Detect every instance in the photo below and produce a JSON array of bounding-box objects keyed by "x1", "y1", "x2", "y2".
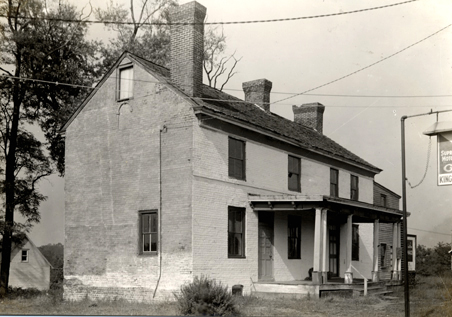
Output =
[
  {"x1": 62, "y1": 52, "x2": 381, "y2": 173},
  {"x1": 135, "y1": 53, "x2": 380, "y2": 173}
]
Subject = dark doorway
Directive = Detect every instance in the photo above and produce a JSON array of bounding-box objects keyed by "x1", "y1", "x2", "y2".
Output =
[{"x1": 328, "y1": 224, "x2": 340, "y2": 277}]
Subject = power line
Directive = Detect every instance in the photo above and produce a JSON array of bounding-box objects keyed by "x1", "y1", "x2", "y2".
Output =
[
  {"x1": 0, "y1": 0, "x2": 420, "y2": 26},
  {"x1": 271, "y1": 23, "x2": 452, "y2": 105},
  {"x1": 408, "y1": 227, "x2": 451, "y2": 236},
  {"x1": 2, "y1": 74, "x2": 451, "y2": 101}
]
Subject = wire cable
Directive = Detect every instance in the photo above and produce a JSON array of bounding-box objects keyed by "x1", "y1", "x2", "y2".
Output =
[
  {"x1": 0, "y1": 0, "x2": 421, "y2": 26},
  {"x1": 2, "y1": 74, "x2": 452, "y2": 101},
  {"x1": 271, "y1": 23, "x2": 452, "y2": 105},
  {"x1": 408, "y1": 227, "x2": 451, "y2": 236}
]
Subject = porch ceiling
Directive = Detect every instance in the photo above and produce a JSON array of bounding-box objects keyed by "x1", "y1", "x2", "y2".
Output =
[{"x1": 248, "y1": 194, "x2": 403, "y2": 223}]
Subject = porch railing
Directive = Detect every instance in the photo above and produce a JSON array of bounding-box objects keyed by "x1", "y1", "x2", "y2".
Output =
[{"x1": 350, "y1": 264, "x2": 368, "y2": 296}]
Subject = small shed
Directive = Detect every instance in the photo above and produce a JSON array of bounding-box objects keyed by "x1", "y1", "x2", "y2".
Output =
[{"x1": 0, "y1": 235, "x2": 52, "y2": 290}]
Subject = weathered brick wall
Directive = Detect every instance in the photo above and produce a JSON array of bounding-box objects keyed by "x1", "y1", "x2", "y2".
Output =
[
  {"x1": 191, "y1": 124, "x2": 376, "y2": 292},
  {"x1": 64, "y1": 59, "x2": 195, "y2": 302}
]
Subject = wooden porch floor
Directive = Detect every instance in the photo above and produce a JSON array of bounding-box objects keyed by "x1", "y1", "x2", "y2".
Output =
[{"x1": 252, "y1": 278, "x2": 397, "y2": 298}]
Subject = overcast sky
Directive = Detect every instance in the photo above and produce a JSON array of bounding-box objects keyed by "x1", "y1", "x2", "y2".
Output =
[{"x1": 29, "y1": 0, "x2": 452, "y2": 247}]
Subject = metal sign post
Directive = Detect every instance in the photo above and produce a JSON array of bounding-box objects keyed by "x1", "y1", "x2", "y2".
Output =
[{"x1": 400, "y1": 109, "x2": 452, "y2": 317}]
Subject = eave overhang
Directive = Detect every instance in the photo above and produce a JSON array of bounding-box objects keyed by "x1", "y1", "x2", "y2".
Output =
[
  {"x1": 248, "y1": 194, "x2": 404, "y2": 223},
  {"x1": 194, "y1": 107, "x2": 382, "y2": 175}
]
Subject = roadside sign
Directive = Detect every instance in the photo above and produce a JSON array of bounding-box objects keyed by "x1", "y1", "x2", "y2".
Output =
[{"x1": 438, "y1": 131, "x2": 452, "y2": 186}]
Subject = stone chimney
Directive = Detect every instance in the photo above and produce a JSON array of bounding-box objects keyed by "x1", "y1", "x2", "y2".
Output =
[
  {"x1": 292, "y1": 102, "x2": 325, "y2": 133},
  {"x1": 242, "y1": 79, "x2": 273, "y2": 112},
  {"x1": 170, "y1": 2, "x2": 206, "y2": 97}
]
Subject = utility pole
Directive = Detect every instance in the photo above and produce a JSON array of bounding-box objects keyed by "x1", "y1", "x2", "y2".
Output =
[{"x1": 401, "y1": 108, "x2": 452, "y2": 317}]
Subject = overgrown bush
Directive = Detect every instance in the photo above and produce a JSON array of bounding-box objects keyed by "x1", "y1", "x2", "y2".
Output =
[
  {"x1": 417, "y1": 242, "x2": 451, "y2": 276},
  {"x1": 6, "y1": 287, "x2": 43, "y2": 299},
  {"x1": 175, "y1": 275, "x2": 240, "y2": 316}
]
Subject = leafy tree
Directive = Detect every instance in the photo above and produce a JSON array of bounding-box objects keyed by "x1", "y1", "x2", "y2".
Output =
[
  {"x1": 0, "y1": 0, "x2": 99, "y2": 296},
  {"x1": 38, "y1": 243, "x2": 64, "y2": 285},
  {"x1": 416, "y1": 242, "x2": 452, "y2": 276}
]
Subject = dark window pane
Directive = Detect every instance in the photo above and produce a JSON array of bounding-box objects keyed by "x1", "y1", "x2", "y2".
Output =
[
  {"x1": 288, "y1": 216, "x2": 301, "y2": 259},
  {"x1": 151, "y1": 233, "x2": 158, "y2": 251},
  {"x1": 228, "y1": 232, "x2": 234, "y2": 255},
  {"x1": 143, "y1": 234, "x2": 150, "y2": 252},
  {"x1": 352, "y1": 225, "x2": 359, "y2": 261},
  {"x1": 288, "y1": 156, "x2": 299, "y2": 174},
  {"x1": 234, "y1": 160, "x2": 243, "y2": 179},
  {"x1": 234, "y1": 234, "x2": 242, "y2": 256},
  {"x1": 151, "y1": 214, "x2": 158, "y2": 232},
  {"x1": 288, "y1": 174, "x2": 298, "y2": 191},
  {"x1": 143, "y1": 214, "x2": 150, "y2": 233}
]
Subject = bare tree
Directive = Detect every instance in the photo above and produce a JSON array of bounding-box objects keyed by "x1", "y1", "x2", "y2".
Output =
[
  {"x1": 96, "y1": 2, "x2": 241, "y2": 91},
  {"x1": 203, "y1": 26, "x2": 241, "y2": 91}
]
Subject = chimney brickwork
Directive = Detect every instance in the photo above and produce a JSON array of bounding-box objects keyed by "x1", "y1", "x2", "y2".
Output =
[
  {"x1": 292, "y1": 102, "x2": 325, "y2": 133},
  {"x1": 170, "y1": 2, "x2": 206, "y2": 97},
  {"x1": 242, "y1": 79, "x2": 273, "y2": 112}
]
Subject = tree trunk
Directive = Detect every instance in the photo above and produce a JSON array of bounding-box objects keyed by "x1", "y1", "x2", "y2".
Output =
[{"x1": 0, "y1": 54, "x2": 21, "y2": 297}]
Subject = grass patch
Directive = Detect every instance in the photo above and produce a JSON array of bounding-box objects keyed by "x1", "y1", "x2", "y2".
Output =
[{"x1": 1, "y1": 275, "x2": 452, "y2": 316}]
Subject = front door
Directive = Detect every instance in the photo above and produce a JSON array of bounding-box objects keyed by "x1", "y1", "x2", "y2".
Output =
[
  {"x1": 329, "y1": 224, "x2": 340, "y2": 277},
  {"x1": 258, "y1": 212, "x2": 274, "y2": 281}
]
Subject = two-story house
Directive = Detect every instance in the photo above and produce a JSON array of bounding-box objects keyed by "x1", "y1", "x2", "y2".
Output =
[{"x1": 61, "y1": 1, "x2": 403, "y2": 301}]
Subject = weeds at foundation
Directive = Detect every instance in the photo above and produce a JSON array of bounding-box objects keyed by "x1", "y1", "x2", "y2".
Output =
[{"x1": 1, "y1": 275, "x2": 452, "y2": 316}]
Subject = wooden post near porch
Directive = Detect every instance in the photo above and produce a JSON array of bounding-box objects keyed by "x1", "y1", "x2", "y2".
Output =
[
  {"x1": 372, "y1": 219, "x2": 380, "y2": 282},
  {"x1": 312, "y1": 208, "x2": 323, "y2": 284},
  {"x1": 321, "y1": 209, "x2": 328, "y2": 283},
  {"x1": 392, "y1": 222, "x2": 400, "y2": 281},
  {"x1": 344, "y1": 214, "x2": 353, "y2": 284}
]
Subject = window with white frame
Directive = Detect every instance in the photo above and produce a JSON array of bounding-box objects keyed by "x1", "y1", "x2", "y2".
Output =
[
  {"x1": 139, "y1": 210, "x2": 158, "y2": 254},
  {"x1": 21, "y1": 250, "x2": 29, "y2": 262},
  {"x1": 228, "y1": 206, "x2": 245, "y2": 258},
  {"x1": 118, "y1": 66, "x2": 133, "y2": 100}
]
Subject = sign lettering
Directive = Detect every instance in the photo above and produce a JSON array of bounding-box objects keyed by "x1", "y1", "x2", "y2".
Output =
[{"x1": 438, "y1": 132, "x2": 452, "y2": 186}]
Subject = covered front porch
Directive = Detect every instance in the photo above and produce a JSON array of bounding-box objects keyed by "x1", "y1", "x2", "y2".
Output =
[{"x1": 248, "y1": 194, "x2": 403, "y2": 296}]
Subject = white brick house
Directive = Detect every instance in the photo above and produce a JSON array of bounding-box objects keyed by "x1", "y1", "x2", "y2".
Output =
[{"x1": 61, "y1": 1, "x2": 403, "y2": 301}]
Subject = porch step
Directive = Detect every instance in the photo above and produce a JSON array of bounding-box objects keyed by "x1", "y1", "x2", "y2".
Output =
[{"x1": 353, "y1": 287, "x2": 393, "y2": 296}]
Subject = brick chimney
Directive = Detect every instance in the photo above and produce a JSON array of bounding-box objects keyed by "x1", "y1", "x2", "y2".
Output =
[
  {"x1": 292, "y1": 102, "x2": 325, "y2": 133},
  {"x1": 170, "y1": 2, "x2": 206, "y2": 97},
  {"x1": 242, "y1": 79, "x2": 273, "y2": 112}
]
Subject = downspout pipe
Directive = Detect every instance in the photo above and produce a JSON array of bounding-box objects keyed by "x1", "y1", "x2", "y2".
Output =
[{"x1": 153, "y1": 125, "x2": 166, "y2": 299}]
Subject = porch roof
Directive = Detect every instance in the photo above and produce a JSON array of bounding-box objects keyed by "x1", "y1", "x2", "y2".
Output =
[{"x1": 248, "y1": 194, "x2": 404, "y2": 223}]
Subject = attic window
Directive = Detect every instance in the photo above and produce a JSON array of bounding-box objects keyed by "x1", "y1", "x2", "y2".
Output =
[
  {"x1": 117, "y1": 65, "x2": 133, "y2": 100},
  {"x1": 21, "y1": 250, "x2": 29, "y2": 262}
]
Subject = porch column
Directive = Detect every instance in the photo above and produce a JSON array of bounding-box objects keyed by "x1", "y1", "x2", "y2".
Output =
[
  {"x1": 397, "y1": 222, "x2": 402, "y2": 278},
  {"x1": 321, "y1": 209, "x2": 328, "y2": 283},
  {"x1": 312, "y1": 208, "x2": 323, "y2": 284},
  {"x1": 344, "y1": 214, "x2": 353, "y2": 284},
  {"x1": 372, "y1": 219, "x2": 380, "y2": 282},
  {"x1": 391, "y1": 222, "x2": 399, "y2": 280}
]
